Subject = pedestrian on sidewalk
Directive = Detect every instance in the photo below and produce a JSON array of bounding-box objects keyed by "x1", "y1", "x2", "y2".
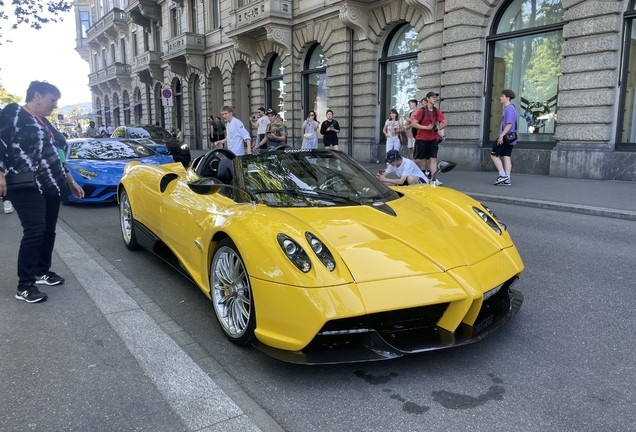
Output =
[
  {"x1": 320, "y1": 109, "x2": 340, "y2": 151},
  {"x1": 214, "y1": 106, "x2": 252, "y2": 156},
  {"x1": 0, "y1": 81, "x2": 85, "y2": 303},
  {"x1": 250, "y1": 108, "x2": 270, "y2": 151},
  {"x1": 491, "y1": 89, "x2": 518, "y2": 186},
  {"x1": 215, "y1": 117, "x2": 226, "y2": 144},
  {"x1": 257, "y1": 109, "x2": 287, "y2": 150},
  {"x1": 405, "y1": 98, "x2": 418, "y2": 160},
  {"x1": 383, "y1": 109, "x2": 403, "y2": 165},
  {"x1": 411, "y1": 92, "x2": 447, "y2": 186},
  {"x1": 301, "y1": 111, "x2": 320, "y2": 149}
]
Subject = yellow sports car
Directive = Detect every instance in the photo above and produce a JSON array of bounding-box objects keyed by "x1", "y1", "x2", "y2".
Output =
[{"x1": 118, "y1": 148, "x2": 523, "y2": 364}]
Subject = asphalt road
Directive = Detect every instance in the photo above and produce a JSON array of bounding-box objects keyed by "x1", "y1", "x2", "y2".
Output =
[{"x1": 58, "y1": 201, "x2": 636, "y2": 432}]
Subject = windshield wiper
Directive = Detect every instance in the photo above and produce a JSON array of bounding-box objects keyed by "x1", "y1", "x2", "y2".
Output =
[{"x1": 251, "y1": 189, "x2": 361, "y2": 205}]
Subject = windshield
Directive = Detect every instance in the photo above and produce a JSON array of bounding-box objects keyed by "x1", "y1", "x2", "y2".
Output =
[
  {"x1": 68, "y1": 139, "x2": 156, "y2": 160},
  {"x1": 235, "y1": 150, "x2": 398, "y2": 207},
  {"x1": 128, "y1": 126, "x2": 173, "y2": 140}
]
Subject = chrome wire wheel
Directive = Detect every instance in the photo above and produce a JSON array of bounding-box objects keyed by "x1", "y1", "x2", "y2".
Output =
[
  {"x1": 210, "y1": 239, "x2": 255, "y2": 345},
  {"x1": 119, "y1": 190, "x2": 139, "y2": 250}
]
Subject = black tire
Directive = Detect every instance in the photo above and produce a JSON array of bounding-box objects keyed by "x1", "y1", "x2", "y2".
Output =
[
  {"x1": 209, "y1": 238, "x2": 256, "y2": 345},
  {"x1": 119, "y1": 189, "x2": 140, "y2": 250}
]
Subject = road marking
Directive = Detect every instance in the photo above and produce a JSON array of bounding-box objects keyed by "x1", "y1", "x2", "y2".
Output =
[{"x1": 54, "y1": 225, "x2": 261, "y2": 432}]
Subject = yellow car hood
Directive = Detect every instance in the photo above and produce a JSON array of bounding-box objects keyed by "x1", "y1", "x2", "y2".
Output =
[{"x1": 281, "y1": 193, "x2": 507, "y2": 284}]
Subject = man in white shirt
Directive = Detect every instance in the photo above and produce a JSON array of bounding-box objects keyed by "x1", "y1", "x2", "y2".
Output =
[
  {"x1": 377, "y1": 150, "x2": 429, "y2": 185},
  {"x1": 215, "y1": 106, "x2": 252, "y2": 156},
  {"x1": 106, "y1": 124, "x2": 114, "y2": 136},
  {"x1": 250, "y1": 107, "x2": 270, "y2": 151}
]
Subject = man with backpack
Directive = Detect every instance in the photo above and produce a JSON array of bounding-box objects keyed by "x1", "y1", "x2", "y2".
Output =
[{"x1": 412, "y1": 92, "x2": 448, "y2": 185}]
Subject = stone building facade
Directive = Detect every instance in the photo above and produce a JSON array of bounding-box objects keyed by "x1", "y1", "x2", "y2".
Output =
[{"x1": 74, "y1": 0, "x2": 636, "y2": 180}]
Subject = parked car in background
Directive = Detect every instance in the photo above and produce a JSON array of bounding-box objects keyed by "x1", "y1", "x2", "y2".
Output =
[
  {"x1": 111, "y1": 125, "x2": 191, "y2": 166},
  {"x1": 62, "y1": 138, "x2": 175, "y2": 205}
]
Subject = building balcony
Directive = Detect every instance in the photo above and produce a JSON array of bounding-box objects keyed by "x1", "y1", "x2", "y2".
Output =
[
  {"x1": 163, "y1": 33, "x2": 205, "y2": 59},
  {"x1": 132, "y1": 51, "x2": 164, "y2": 85},
  {"x1": 226, "y1": 0, "x2": 292, "y2": 39},
  {"x1": 88, "y1": 62, "x2": 131, "y2": 87},
  {"x1": 86, "y1": 8, "x2": 128, "y2": 46},
  {"x1": 126, "y1": 0, "x2": 161, "y2": 29},
  {"x1": 162, "y1": 33, "x2": 205, "y2": 75}
]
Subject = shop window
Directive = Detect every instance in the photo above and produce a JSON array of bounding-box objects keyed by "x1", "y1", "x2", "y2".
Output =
[
  {"x1": 266, "y1": 55, "x2": 285, "y2": 119},
  {"x1": 379, "y1": 24, "x2": 418, "y2": 125},
  {"x1": 486, "y1": 0, "x2": 564, "y2": 145},
  {"x1": 302, "y1": 44, "x2": 327, "y2": 122},
  {"x1": 617, "y1": 1, "x2": 636, "y2": 149}
]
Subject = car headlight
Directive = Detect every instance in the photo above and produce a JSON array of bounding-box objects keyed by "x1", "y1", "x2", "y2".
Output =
[
  {"x1": 277, "y1": 234, "x2": 311, "y2": 273},
  {"x1": 75, "y1": 168, "x2": 98, "y2": 180},
  {"x1": 180, "y1": 143, "x2": 189, "y2": 150},
  {"x1": 472, "y1": 206, "x2": 504, "y2": 235},
  {"x1": 483, "y1": 205, "x2": 507, "y2": 231},
  {"x1": 305, "y1": 232, "x2": 336, "y2": 272}
]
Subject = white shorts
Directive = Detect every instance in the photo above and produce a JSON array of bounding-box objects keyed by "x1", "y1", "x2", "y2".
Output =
[
  {"x1": 386, "y1": 137, "x2": 400, "y2": 154},
  {"x1": 407, "y1": 137, "x2": 415, "y2": 149}
]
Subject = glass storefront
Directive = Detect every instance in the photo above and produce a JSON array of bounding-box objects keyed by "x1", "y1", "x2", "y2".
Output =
[
  {"x1": 381, "y1": 25, "x2": 418, "y2": 122},
  {"x1": 488, "y1": 0, "x2": 563, "y2": 144}
]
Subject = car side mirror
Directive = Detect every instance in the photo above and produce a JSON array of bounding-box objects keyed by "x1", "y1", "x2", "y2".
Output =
[{"x1": 437, "y1": 160, "x2": 457, "y2": 173}]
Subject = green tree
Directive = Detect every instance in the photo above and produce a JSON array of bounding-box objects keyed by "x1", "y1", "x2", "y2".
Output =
[
  {"x1": 0, "y1": 77, "x2": 22, "y2": 105},
  {"x1": 0, "y1": 0, "x2": 72, "y2": 43}
]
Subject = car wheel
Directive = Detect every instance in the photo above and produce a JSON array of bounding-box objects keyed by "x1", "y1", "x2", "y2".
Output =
[
  {"x1": 210, "y1": 238, "x2": 255, "y2": 345},
  {"x1": 119, "y1": 189, "x2": 140, "y2": 250}
]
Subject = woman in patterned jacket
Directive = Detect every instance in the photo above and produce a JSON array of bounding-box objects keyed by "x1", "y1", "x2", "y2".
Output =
[{"x1": 0, "y1": 81, "x2": 84, "y2": 303}]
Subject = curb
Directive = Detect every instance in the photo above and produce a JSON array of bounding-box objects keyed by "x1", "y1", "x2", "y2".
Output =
[{"x1": 467, "y1": 193, "x2": 636, "y2": 222}]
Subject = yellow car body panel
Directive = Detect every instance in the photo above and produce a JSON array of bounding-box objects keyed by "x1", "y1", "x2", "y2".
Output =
[{"x1": 118, "y1": 151, "x2": 524, "y2": 361}]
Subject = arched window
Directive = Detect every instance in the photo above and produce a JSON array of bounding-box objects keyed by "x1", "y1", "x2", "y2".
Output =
[
  {"x1": 486, "y1": 0, "x2": 564, "y2": 145},
  {"x1": 302, "y1": 44, "x2": 327, "y2": 121},
  {"x1": 618, "y1": 1, "x2": 636, "y2": 148},
  {"x1": 265, "y1": 55, "x2": 285, "y2": 118},
  {"x1": 379, "y1": 24, "x2": 418, "y2": 124}
]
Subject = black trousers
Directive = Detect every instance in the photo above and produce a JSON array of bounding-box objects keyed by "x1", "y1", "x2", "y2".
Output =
[{"x1": 6, "y1": 188, "x2": 60, "y2": 288}]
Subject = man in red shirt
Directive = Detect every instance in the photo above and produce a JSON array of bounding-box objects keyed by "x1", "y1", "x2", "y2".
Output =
[{"x1": 411, "y1": 92, "x2": 448, "y2": 185}]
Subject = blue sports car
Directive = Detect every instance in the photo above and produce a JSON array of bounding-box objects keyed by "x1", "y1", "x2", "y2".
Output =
[{"x1": 63, "y1": 138, "x2": 174, "y2": 204}]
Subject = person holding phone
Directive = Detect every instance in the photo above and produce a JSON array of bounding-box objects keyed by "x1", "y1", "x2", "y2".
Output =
[
  {"x1": 383, "y1": 109, "x2": 403, "y2": 166},
  {"x1": 250, "y1": 108, "x2": 270, "y2": 152},
  {"x1": 301, "y1": 111, "x2": 320, "y2": 149}
]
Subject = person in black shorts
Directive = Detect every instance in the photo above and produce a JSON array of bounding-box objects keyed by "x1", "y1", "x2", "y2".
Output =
[
  {"x1": 320, "y1": 109, "x2": 340, "y2": 150},
  {"x1": 411, "y1": 92, "x2": 447, "y2": 186}
]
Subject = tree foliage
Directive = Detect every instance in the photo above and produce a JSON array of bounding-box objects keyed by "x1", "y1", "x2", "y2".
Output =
[
  {"x1": 0, "y1": 0, "x2": 72, "y2": 43},
  {"x1": 0, "y1": 77, "x2": 22, "y2": 105}
]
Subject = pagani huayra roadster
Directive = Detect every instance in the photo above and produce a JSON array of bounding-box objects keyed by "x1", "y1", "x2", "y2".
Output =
[{"x1": 117, "y1": 148, "x2": 523, "y2": 364}]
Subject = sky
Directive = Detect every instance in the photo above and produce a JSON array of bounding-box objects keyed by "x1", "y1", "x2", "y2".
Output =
[{"x1": 0, "y1": 12, "x2": 92, "y2": 106}]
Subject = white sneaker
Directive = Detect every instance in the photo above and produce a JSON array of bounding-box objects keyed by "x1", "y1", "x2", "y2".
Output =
[
  {"x1": 433, "y1": 179, "x2": 443, "y2": 186},
  {"x1": 3, "y1": 200, "x2": 14, "y2": 214}
]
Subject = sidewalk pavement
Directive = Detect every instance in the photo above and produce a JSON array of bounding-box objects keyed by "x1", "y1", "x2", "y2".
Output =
[
  {"x1": 0, "y1": 212, "x2": 271, "y2": 432},
  {"x1": 358, "y1": 160, "x2": 636, "y2": 221},
  {"x1": 1, "y1": 153, "x2": 633, "y2": 431}
]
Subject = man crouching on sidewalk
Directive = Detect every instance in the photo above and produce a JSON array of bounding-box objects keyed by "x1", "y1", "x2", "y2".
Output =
[{"x1": 377, "y1": 150, "x2": 429, "y2": 186}]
